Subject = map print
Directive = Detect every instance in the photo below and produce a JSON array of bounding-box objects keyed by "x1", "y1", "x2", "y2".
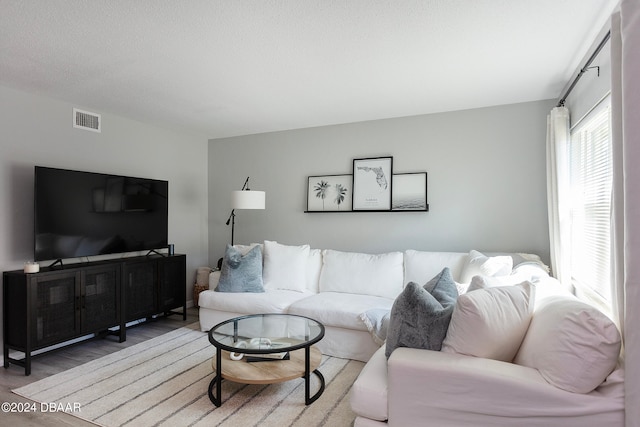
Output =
[{"x1": 356, "y1": 166, "x2": 388, "y2": 190}]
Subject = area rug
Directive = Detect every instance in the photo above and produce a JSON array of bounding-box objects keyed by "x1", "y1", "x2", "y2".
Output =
[{"x1": 13, "y1": 323, "x2": 364, "y2": 427}]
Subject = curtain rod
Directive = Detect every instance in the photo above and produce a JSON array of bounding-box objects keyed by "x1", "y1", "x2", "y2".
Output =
[{"x1": 557, "y1": 30, "x2": 611, "y2": 107}]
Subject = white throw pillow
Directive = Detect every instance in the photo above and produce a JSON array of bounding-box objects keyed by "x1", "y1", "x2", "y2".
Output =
[
  {"x1": 319, "y1": 249, "x2": 403, "y2": 299},
  {"x1": 403, "y1": 250, "x2": 468, "y2": 285},
  {"x1": 262, "y1": 240, "x2": 310, "y2": 292},
  {"x1": 459, "y1": 250, "x2": 513, "y2": 284},
  {"x1": 467, "y1": 272, "x2": 530, "y2": 292},
  {"x1": 470, "y1": 273, "x2": 573, "y2": 306},
  {"x1": 441, "y1": 282, "x2": 534, "y2": 362},
  {"x1": 514, "y1": 296, "x2": 621, "y2": 393}
]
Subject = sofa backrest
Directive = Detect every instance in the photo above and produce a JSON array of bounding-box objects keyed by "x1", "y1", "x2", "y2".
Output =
[
  {"x1": 210, "y1": 243, "x2": 551, "y2": 299},
  {"x1": 315, "y1": 249, "x2": 549, "y2": 299},
  {"x1": 404, "y1": 250, "x2": 468, "y2": 286},
  {"x1": 319, "y1": 249, "x2": 404, "y2": 299}
]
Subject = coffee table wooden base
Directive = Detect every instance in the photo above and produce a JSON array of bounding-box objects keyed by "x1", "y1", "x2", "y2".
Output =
[{"x1": 208, "y1": 345, "x2": 324, "y2": 406}]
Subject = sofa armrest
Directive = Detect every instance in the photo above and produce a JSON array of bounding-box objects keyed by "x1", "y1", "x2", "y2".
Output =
[
  {"x1": 351, "y1": 347, "x2": 389, "y2": 422},
  {"x1": 386, "y1": 348, "x2": 624, "y2": 427}
]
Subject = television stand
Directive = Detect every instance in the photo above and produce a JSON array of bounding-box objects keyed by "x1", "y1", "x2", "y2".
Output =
[{"x1": 3, "y1": 254, "x2": 186, "y2": 375}]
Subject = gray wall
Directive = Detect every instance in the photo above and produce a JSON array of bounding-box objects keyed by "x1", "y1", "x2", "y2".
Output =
[
  {"x1": 0, "y1": 85, "x2": 209, "y2": 359},
  {"x1": 208, "y1": 99, "x2": 555, "y2": 265}
]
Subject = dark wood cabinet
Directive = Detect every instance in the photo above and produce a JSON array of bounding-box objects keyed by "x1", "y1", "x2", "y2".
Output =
[
  {"x1": 32, "y1": 270, "x2": 81, "y2": 347},
  {"x1": 3, "y1": 254, "x2": 186, "y2": 375},
  {"x1": 122, "y1": 255, "x2": 187, "y2": 322},
  {"x1": 123, "y1": 259, "x2": 157, "y2": 322},
  {"x1": 158, "y1": 256, "x2": 187, "y2": 315},
  {"x1": 82, "y1": 265, "x2": 121, "y2": 333}
]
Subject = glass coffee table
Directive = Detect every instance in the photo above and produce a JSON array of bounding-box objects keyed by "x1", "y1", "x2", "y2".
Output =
[{"x1": 207, "y1": 313, "x2": 325, "y2": 407}]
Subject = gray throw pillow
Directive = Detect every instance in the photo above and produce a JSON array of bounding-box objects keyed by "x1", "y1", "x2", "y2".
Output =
[
  {"x1": 385, "y1": 267, "x2": 458, "y2": 358},
  {"x1": 216, "y1": 244, "x2": 265, "y2": 292},
  {"x1": 424, "y1": 267, "x2": 458, "y2": 307}
]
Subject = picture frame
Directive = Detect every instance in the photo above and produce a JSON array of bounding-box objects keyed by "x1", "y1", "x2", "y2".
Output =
[
  {"x1": 392, "y1": 172, "x2": 429, "y2": 211},
  {"x1": 352, "y1": 156, "x2": 393, "y2": 211},
  {"x1": 306, "y1": 174, "x2": 353, "y2": 212}
]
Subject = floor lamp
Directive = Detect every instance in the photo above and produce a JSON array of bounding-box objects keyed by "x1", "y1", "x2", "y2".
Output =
[{"x1": 225, "y1": 177, "x2": 266, "y2": 246}]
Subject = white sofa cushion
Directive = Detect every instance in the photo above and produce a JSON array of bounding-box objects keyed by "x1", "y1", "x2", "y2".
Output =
[
  {"x1": 262, "y1": 240, "x2": 310, "y2": 292},
  {"x1": 469, "y1": 272, "x2": 573, "y2": 306},
  {"x1": 514, "y1": 296, "x2": 622, "y2": 393},
  {"x1": 198, "y1": 288, "x2": 312, "y2": 314},
  {"x1": 466, "y1": 272, "x2": 530, "y2": 291},
  {"x1": 319, "y1": 249, "x2": 403, "y2": 299},
  {"x1": 442, "y1": 282, "x2": 534, "y2": 362},
  {"x1": 287, "y1": 292, "x2": 394, "y2": 331},
  {"x1": 209, "y1": 270, "x2": 221, "y2": 289},
  {"x1": 306, "y1": 248, "x2": 322, "y2": 293},
  {"x1": 459, "y1": 250, "x2": 513, "y2": 283},
  {"x1": 403, "y1": 250, "x2": 467, "y2": 284}
]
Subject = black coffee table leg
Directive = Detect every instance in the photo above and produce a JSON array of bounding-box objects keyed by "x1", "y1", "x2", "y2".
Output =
[
  {"x1": 304, "y1": 346, "x2": 325, "y2": 405},
  {"x1": 208, "y1": 376, "x2": 220, "y2": 407},
  {"x1": 306, "y1": 369, "x2": 325, "y2": 404},
  {"x1": 208, "y1": 348, "x2": 222, "y2": 407}
]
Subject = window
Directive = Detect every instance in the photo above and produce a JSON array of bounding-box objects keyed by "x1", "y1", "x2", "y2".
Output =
[{"x1": 569, "y1": 97, "x2": 612, "y2": 305}]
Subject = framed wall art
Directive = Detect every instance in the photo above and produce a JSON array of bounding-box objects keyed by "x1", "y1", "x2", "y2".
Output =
[
  {"x1": 352, "y1": 156, "x2": 393, "y2": 211},
  {"x1": 306, "y1": 174, "x2": 353, "y2": 212},
  {"x1": 392, "y1": 172, "x2": 429, "y2": 211}
]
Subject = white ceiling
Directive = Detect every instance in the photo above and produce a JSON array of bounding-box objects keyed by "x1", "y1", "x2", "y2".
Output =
[{"x1": 0, "y1": 0, "x2": 618, "y2": 139}]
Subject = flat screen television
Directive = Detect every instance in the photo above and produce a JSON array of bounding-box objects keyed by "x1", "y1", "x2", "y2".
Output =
[{"x1": 34, "y1": 166, "x2": 169, "y2": 262}]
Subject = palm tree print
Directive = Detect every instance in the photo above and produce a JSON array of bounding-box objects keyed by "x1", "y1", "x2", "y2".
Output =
[
  {"x1": 334, "y1": 183, "x2": 347, "y2": 209},
  {"x1": 314, "y1": 180, "x2": 329, "y2": 210}
]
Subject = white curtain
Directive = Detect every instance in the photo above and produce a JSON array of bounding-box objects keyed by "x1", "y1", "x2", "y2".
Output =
[
  {"x1": 546, "y1": 106, "x2": 571, "y2": 285},
  {"x1": 610, "y1": 2, "x2": 640, "y2": 426}
]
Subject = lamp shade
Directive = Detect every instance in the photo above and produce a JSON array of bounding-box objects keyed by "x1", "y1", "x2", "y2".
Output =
[{"x1": 232, "y1": 190, "x2": 265, "y2": 210}]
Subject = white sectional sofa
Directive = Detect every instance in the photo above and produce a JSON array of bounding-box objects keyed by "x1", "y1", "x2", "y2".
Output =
[
  {"x1": 198, "y1": 241, "x2": 624, "y2": 425},
  {"x1": 199, "y1": 242, "x2": 550, "y2": 361}
]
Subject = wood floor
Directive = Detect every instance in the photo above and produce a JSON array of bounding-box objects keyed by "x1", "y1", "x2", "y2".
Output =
[{"x1": 0, "y1": 307, "x2": 200, "y2": 426}]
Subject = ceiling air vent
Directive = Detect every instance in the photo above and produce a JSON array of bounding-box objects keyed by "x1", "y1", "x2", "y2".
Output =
[{"x1": 73, "y1": 108, "x2": 101, "y2": 132}]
